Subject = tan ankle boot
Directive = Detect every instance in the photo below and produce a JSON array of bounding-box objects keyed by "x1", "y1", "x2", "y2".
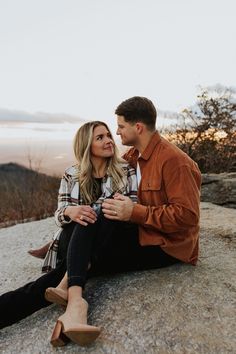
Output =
[
  {"x1": 45, "y1": 287, "x2": 68, "y2": 307},
  {"x1": 50, "y1": 298, "x2": 101, "y2": 347},
  {"x1": 28, "y1": 242, "x2": 51, "y2": 259}
]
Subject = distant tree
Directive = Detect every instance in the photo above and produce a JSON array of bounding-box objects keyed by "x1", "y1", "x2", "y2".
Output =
[
  {"x1": 25, "y1": 144, "x2": 47, "y2": 172},
  {"x1": 163, "y1": 85, "x2": 236, "y2": 173}
]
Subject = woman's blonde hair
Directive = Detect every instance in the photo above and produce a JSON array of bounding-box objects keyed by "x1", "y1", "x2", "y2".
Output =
[{"x1": 73, "y1": 121, "x2": 125, "y2": 204}]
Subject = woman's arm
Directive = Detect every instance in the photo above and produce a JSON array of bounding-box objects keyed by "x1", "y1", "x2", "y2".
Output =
[
  {"x1": 55, "y1": 171, "x2": 75, "y2": 227},
  {"x1": 124, "y1": 164, "x2": 138, "y2": 203},
  {"x1": 55, "y1": 170, "x2": 97, "y2": 227}
]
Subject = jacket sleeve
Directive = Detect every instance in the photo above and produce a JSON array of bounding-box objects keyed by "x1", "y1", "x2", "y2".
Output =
[
  {"x1": 130, "y1": 164, "x2": 201, "y2": 233},
  {"x1": 54, "y1": 171, "x2": 74, "y2": 227}
]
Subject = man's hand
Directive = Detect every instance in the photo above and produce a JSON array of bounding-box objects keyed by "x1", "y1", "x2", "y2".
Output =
[
  {"x1": 102, "y1": 193, "x2": 134, "y2": 221},
  {"x1": 64, "y1": 205, "x2": 97, "y2": 226}
]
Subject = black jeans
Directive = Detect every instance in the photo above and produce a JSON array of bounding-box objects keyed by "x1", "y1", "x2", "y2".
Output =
[
  {"x1": 67, "y1": 215, "x2": 179, "y2": 288},
  {"x1": 0, "y1": 216, "x2": 178, "y2": 329}
]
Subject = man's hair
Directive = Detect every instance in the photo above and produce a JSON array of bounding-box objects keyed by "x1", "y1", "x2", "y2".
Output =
[{"x1": 115, "y1": 96, "x2": 157, "y2": 131}]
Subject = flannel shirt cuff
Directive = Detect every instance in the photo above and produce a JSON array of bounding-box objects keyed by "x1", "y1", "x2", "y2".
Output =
[{"x1": 59, "y1": 207, "x2": 72, "y2": 225}]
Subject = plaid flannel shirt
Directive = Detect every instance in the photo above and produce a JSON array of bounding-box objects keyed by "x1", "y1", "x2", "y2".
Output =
[{"x1": 42, "y1": 163, "x2": 137, "y2": 272}]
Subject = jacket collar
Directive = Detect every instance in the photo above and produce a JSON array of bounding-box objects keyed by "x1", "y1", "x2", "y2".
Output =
[
  {"x1": 139, "y1": 131, "x2": 161, "y2": 161},
  {"x1": 123, "y1": 131, "x2": 161, "y2": 166}
]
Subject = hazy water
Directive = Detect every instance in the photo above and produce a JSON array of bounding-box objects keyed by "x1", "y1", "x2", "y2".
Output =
[
  {"x1": 0, "y1": 122, "x2": 80, "y2": 141},
  {"x1": 0, "y1": 122, "x2": 80, "y2": 175}
]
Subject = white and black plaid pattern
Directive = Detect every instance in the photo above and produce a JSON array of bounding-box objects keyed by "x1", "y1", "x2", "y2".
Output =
[{"x1": 42, "y1": 163, "x2": 137, "y2": 272}]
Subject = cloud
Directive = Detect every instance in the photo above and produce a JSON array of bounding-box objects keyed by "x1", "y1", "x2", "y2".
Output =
[
  {"x1": 204, "y1": 83, "x2": 236, "y2": 95},
  {"x1": 158, "y1": 110, "x2": 180, "y2": 120},
  {"x1": 0, "y1": 108, "x2": 86, "y2": 124},
  {"x1": 0, "y1": 107, "x2": 181, "y2": 132}
]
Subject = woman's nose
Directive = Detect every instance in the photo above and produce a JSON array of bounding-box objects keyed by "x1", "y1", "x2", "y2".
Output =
[{"x1": 105, "y1": 136, "x2": 112, "y2": 143}]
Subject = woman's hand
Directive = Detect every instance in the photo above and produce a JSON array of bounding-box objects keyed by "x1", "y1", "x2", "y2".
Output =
[{"x1": 64, "y1": 205, "x2": 97, "y2": 226}]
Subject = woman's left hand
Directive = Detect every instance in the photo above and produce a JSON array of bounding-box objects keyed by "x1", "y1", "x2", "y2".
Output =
[
  {"x1": 102, "y1": 194, "x2": 134, "y2": 221},
  {"x1": 64, "y1": 205, "x2": 97, "y2": 226}
]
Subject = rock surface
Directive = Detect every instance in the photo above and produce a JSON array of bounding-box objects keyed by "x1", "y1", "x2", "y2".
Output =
[
  {"x1": 201, "y1": 172, "x2": 236, "y2": 208},
  {"x1": 0, "y1": 202, "x2": 235, "y2": 354}
]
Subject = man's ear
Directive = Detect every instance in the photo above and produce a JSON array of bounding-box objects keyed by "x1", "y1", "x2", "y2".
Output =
[{"x1": 136, "y1": 122, "x2": 144, "y2": 134}]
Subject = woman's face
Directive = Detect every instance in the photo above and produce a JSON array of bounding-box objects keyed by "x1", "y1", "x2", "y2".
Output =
[{"x1": 90, "y1": 125, "x2": 114, "y2": 158}]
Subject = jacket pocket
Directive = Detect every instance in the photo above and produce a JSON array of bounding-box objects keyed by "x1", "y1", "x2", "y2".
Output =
[
  {"x1": 139, "y1": 180, "x2": 167, "y2": 205},
  {"x1": 141, "y1": 180, "x2": 161, "y2": 191}
]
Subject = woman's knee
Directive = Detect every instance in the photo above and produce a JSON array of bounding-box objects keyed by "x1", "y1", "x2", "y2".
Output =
[{"x1": 72, "y1": 221, "x2": 98, "y2": 239}]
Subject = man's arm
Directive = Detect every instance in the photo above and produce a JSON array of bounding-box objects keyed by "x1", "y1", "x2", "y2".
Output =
[{"x1": 102, "y1": 165, "x2": 201, "y2": 234}]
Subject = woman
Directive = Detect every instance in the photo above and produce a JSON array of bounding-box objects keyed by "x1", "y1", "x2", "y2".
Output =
[
  {"x1": 44, "y1": 118, "x2": 181, "y2": 347},
  {"x1": 39, "y1": 120, "x2": 136, "y2": 273},
  {"x1": 42, "y1": 121, "x2": 138, "y2": 346}
]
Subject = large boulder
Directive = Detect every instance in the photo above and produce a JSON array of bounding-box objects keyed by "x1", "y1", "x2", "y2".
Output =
[
  {"x1": 201, "y1": 172, "x2": 236, "y2": 208},
  {"x1": 0, "y1": 203, "x2": 236, "y2": 353}
]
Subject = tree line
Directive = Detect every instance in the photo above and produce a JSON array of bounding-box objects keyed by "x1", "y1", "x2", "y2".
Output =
[{"x1": 162, "y1": 85, "x2": 236, "y2": 173}]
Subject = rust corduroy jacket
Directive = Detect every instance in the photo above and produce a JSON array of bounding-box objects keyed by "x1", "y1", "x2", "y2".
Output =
[{"x1": 123, "y1": 131, "x2": 201, "y2": 265}]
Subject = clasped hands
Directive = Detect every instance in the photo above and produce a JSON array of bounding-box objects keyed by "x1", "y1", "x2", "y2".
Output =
[
  {"x1": 64, "y1": 193, "x2": 134, "y2": 226},
  {"x1": 102, "y1": 193, "x2": 134, "y2": 221}
]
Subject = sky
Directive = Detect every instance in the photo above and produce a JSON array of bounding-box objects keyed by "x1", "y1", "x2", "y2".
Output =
[{"x1": 0, "y1": 0, "x2": 235, "y2": 173}]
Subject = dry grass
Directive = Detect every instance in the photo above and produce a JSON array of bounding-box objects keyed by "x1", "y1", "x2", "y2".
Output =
[{"x1": 0, "y1": 163, "x2": 60, "y2": 227}]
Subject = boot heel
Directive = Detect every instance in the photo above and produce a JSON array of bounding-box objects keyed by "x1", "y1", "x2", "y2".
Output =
[
  {"x1": 64, "y1": 324, "x2": 101, "y2": 346},
  {"x1": 50, "y1": 320, "x2": 69, "y2": 347}
]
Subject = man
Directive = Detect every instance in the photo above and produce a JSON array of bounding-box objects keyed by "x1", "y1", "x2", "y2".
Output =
[{"x1": 102, "y1": 96, "x2": 201, "y2": 265}]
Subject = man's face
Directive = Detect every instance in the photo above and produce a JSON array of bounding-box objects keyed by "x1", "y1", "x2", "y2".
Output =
[{"x1": 116, "y1": 115, "x2": 138, "y2": 146}]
